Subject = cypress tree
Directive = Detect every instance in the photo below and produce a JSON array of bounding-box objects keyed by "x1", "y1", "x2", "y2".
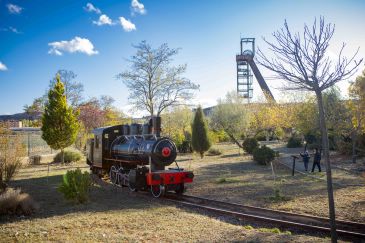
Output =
[
  {"x1": 42, "y1": 75, "x2": 79, "y2": 163},
  {"x1": 192, "y1": 106, "x2": 211, "y2": 158}
]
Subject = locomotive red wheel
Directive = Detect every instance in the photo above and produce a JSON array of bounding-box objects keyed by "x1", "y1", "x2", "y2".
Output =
[{"x1": 151, "y1": 185, "x2": 165, "y2": 198}]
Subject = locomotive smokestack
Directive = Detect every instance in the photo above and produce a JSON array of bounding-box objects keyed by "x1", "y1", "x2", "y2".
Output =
[
  {"x1": 152, "y1": 116, "x2": 161, "y2": 137},
  {"x1": 122, "y1": 125, "x2": 130, "y2": 135}
]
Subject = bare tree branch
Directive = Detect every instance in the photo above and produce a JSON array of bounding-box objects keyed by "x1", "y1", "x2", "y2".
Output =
[
  {"x1": 117, "y1": 41, "x2": 199, "y2": 117},
  {"x1": 257, "y1": 17, "x2": 362, "y2": 92},
  {"x1": 256, "y1": 16, "x2": 363, "y2": 242}
]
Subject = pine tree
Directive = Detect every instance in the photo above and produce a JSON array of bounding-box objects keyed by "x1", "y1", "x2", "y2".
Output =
[
  {"x1": 192, "y1": 106, "x2": 211, "y2": 158},
  {"x1": 42, "y1": 75, "x2": 79, "y2": 163}
]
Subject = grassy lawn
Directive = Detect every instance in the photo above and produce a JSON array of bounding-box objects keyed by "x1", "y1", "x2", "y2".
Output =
[
  {"x1": 181, "y1": 143, "x2": 365, "y2": 223},
  {"x1": 1, "y1": 142, "x2": 363, "y2": 242}
]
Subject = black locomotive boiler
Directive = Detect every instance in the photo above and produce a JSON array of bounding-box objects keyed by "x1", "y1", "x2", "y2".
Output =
[{"x1": 86, "y1": 117, "x2": 194, "y2": 197}]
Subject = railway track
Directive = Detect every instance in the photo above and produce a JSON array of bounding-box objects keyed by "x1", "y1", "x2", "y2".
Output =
[{"x1": 164, "y1": 194, "x2": 365, "y2": 241}]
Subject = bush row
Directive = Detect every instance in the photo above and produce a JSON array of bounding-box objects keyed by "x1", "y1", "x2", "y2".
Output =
[{"x1": 53, "y1": 150, "x2": 82, "y2": 163}]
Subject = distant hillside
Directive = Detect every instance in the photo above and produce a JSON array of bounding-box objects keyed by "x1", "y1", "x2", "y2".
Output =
[{"x1": 0, "y1": 111, "x2": 42, "y2": 121}]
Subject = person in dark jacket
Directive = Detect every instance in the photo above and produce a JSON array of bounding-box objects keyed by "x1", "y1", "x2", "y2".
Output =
[
  {"x1": 311, "y1": 148, "x2": 322, "y2": 172},
  {"x1": 300, "y1": 150, "x2": 310, "y2": 171}
]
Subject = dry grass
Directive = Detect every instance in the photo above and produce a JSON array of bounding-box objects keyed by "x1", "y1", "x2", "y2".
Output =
[
  {"x1": 0, "y1": 161, "x2": 331, "y2": 242},
  {"x1": 0, "y1": 142, "x2": 362, "y2": 242},
  {"x1": 179, "y1": 144, "x2": 365, "y2": 222},
  {"x1": 0, "y1": 188, "x2": 38, "y2": 216},
  {"x1": 180, "y1": 143, "x2": 365, "y2": 223}
]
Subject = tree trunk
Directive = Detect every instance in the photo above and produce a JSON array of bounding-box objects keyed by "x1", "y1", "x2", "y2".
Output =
[
  {"x1": 227, "y1": 132, "x2": 244, "y2": 149},
  {"x1": 315, "y1": 90, "x2": 338, "y2": 242},
  {"x1": 0, "y1": 172, "x2": 6, "y2": 192},
  {"x1": 61, "y1": 148, "x2": 65, "y2": 164},
  {"x1": 200, "y1": 151, "x2": 204, "y2": 159},
  {"x1": 351, "y1": 131, "x2": 357, "y2": 163}
]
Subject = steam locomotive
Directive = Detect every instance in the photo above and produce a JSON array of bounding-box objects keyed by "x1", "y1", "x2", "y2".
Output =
[{"x1": 86, "y1": 117, "x2": 194, "y2": 197}]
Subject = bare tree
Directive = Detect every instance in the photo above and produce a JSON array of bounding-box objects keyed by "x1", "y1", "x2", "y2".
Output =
[
  {"x1": 50, "y1": 70, "x2": 84, "y2": 107},
  {"x1": 210, "y1": 91, "x2": 249, "y2": 149},
  {"x1": 100, "y1": 95, "x2": 115, "y2": 111},
  {"x1": 117, "y1": 41, "x2": 199, "y2": 117},
  {"x1": 257, "y1": 17, "x2": 362, "y2": 242}
]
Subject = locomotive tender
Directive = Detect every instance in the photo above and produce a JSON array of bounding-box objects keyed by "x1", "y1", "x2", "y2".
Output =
[{"x1": 86, "y1": 116, "x2": 194, "y2": 197}]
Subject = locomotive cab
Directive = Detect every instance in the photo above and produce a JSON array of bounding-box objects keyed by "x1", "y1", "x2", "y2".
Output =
[{"x1": 86, "y1": 116, "x2": 194, "y2": 197}]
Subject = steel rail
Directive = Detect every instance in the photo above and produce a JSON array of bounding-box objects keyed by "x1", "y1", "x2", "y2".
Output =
[{"x1": 164, "y1": 193, "x2": 365, "y2": 240}]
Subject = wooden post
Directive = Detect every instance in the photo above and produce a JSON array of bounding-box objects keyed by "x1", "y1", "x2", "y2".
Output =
[
  {"x1": 291, "y1": 155, "x2": 298, "y2": 176},
  {"x1": 270, "y1": 161, "x2": 276, "y2": 181}
]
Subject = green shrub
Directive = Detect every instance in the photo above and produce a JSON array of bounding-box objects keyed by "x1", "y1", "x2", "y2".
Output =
[
  {"x1": 209, "y1": 130, "x2": 230, "y2": 143},
  {"x1": 254, "y1": 131, "x2": 267, "y2": 141},
  {"x1": 259, "y1": 228, "x2": 282, "y2": 234},
  {"x1": 286, "y1": 136, "x2": 302, "y2": 148},
  {"x1": 268, "y1": 188, "x2": 290, "y2": 202},
  {"x1": 207, "y1": 148, "x2": 222, "y2": 156},
  {"x1": 58, "y1": 169, "x2": 91, "y2": 203},
  {"x1": 242, "y1": 138, "x2": 259, "y2": 154},
  {"x1": 304, "y1": 131, "x2": 320, "y2": 145},
  {"x1": 54, "y1": 150, "x2": 82, "y2": 163},
  {"x1": 243, "y1": 225, "x2": 254, "y2": 230},
  {"x1": 177, "y1": 140, "x2": 192, "y2": 153},
  {"x1": 253, "y1": 145, "x2": 275, "y2": 165},
  {"x1": 275, "y1": 151, "x2": 280, "y2": 157},
  {"x1": 216, "y1": 177, "x2": 227, "y2": 183},
  {"x1": 274, "y1": 127, "x2": 285, "y2": 140},
  {"x1": 0, "y1": 188, "x2": 38, "y2": 216},
  {"x1": 192, "y1": 107, "x2": 211, "y2": 158}
]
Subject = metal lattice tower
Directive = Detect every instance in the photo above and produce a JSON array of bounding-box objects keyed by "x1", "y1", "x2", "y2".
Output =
[
  {"x1": 236, "y1": 38, "x2": 255, "y2": 100},
  {"x1": 236, "y1": 37, "x2": 275, "y2": 102}
]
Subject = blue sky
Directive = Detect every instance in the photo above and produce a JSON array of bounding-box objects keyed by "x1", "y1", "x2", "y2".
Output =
[{"x1": 0, "y1": 0, "x2": 364, "y2": 115}]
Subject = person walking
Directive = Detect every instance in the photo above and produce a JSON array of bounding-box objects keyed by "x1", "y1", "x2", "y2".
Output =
[
  {"x1": 311, "y1": 148, "x2": 322, "y2": 172},
  {"x1": 300, "y1": 150, "x2": 310, "y2": 171}
]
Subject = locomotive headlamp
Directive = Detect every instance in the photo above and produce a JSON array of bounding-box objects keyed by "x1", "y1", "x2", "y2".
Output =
[{"x1": 162, "y1": 147, "x2": 171, "y2": 157}]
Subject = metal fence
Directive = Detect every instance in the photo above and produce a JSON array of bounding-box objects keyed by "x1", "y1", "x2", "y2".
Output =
[
  {"x1": 22, "y1": 132, "x2": 55, "y2": 156},
  {"x1": 0, "y1": 129, "x2": 55, "y2": 157}
]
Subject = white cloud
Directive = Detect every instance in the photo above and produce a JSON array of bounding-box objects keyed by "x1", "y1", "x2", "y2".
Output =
[
  {"x1": 93, "y1": 14, "x2": 114, "y2": 26},
  {"x1": 0, "y1": 26, "x2": 21, "y2": 34},
  {"x1": 8, "y1": 26, "x2": 21, "y2": 34},
  {"x1": 48, "y1": 37, "x2": 99, "y2": 56},
  {"x1": 131, "y1": 0, "x2": 146, "y2": 15},
  {"x1": 84, "y1": 3, "x2": 101, "y2": 14},
  {"x1": 7, "y1": 3, "x2": 23, "y2": 14},
  {"x1": 0, "y1": 62, "x2": 8, "y2": 71},
  {"x1": 119, "y1": 17, "x2": 136, "y2": 32}
]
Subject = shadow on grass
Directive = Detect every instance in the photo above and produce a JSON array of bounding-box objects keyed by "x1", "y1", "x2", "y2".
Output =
[
  {"x1": 189, "y1": 159, "x2": 355, "y2": 208},
  {"x1": 220, "y1": 153, "x2": 242, "y2": 159},
  {"x1": 0, "y1": 174, "x2": 164, "y2": 224}
]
